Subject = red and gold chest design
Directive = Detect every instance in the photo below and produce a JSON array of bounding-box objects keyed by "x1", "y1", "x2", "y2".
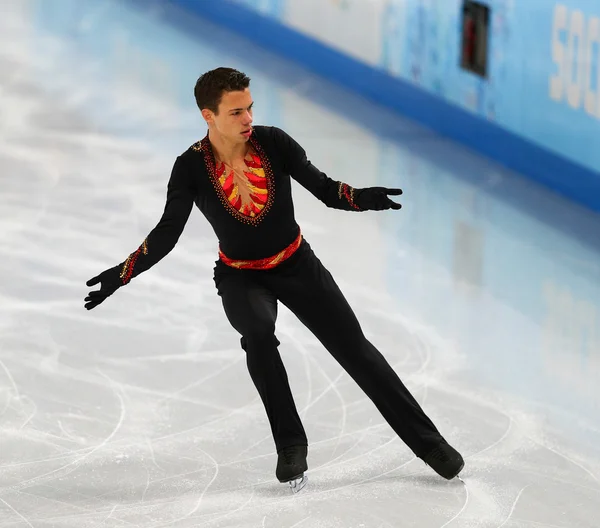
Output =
[
  {"x1": 215, "y1": 153, "x2": 268, "y2": 217},
  {"x1": 193, "y1": 134, "x2": 276, "y2": 227}
]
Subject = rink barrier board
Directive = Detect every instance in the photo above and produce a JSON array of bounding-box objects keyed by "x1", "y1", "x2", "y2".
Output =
[{"x1": 167, "y1": 0, "x2": 600, "y2": 214}]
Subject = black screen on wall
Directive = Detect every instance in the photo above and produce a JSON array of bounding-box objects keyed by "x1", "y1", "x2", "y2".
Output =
[{"x1": 460, "y1": 1, "x2": 490, "y2": 78}]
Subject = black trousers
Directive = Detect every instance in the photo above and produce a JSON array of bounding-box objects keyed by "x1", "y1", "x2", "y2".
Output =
[{"x1": 213, "y1": 238, "x2": 444, "y2": 455}]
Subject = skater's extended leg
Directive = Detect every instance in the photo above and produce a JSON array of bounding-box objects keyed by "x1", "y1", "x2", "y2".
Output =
[
  {"x1": 270, "y1": 244, "x2": 444, "y2": 458},
  {"x1": 214, "y1": 265, "x2": 307, "y2": 452}
]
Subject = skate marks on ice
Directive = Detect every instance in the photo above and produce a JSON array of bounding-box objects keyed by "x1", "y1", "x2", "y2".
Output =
[
  {"x1": 5, "y1": 324, "x2": 585, "y2": 526},
  {"x1": 2, "y1": 151, "x2": 600, "y2": 527},
  {"x1": 254, "y1": 302, "x2": 600, "y2": 527},
  {"x1": 0, "y1": 224, "x2": 587, "y2": 528}
]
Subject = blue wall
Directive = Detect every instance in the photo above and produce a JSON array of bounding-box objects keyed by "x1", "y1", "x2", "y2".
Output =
[{"x1": 169, "y1": 0, "x2": 600, "y2": 213}]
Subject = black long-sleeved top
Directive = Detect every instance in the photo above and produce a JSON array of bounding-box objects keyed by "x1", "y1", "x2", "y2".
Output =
[{"x1": 118, "y1": 125, "x2": 363, "y2": 284}]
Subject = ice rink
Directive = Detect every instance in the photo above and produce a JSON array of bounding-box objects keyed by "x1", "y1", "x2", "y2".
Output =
[{"x1": 1, "y1": 1, "x2": 599, "y2": 526}]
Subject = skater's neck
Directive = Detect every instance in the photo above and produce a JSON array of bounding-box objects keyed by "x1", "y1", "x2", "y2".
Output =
[{"x1": 208, "y1": 130, "x2": 249, "y2": 164}]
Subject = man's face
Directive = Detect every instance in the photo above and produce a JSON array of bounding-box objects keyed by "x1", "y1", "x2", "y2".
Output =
[{"x1": 205, "y1": 88, "x2": 254, "y2": 144}]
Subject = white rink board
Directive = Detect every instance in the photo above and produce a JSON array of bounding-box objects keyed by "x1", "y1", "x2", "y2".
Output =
[{"x1": 283, "y1": 0, "x2": 389, "y2": 67}]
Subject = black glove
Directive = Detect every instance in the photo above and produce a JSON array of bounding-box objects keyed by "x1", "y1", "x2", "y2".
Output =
[
  {"x1": 354, "y1": 187, "x2": 403, "y2": 211},
  {"x1": 84, "y1": 265, "x2": 123, "y2": 310}
]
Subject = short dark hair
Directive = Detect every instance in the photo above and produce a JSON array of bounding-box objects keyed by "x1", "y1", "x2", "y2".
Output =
[{"x1": 194, "y1": 67, "x2": 251, "y2": 114}]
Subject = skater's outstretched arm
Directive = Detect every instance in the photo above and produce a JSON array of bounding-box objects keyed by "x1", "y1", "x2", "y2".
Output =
[
  {"x1": 84, "y1": 156, "x2": 197, "y2": 310},
  {"x1": 272, "y1": 126, "x2": 403, "y2": 212}
]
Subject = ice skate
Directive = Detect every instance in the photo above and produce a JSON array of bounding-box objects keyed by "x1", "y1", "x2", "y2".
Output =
[
  {"x1": 287, "y1": 474, "x2": 308, "y2": 493},
  {"x1": 422, "y1": 439, "x2": 464, "y2": 480},
  {"x1": 276, "y1": 445, "x2": 308, "y2": 493}
]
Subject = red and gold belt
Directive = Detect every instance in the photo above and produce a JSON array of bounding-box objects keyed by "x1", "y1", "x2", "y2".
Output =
[{"x1": 219, "y1": 230, "x2": 303, "y2": 270}]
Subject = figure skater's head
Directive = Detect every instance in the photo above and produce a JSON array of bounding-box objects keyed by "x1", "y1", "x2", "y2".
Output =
[{"x1": 194, "y1": 68, "x2": 253, "y2": 144}]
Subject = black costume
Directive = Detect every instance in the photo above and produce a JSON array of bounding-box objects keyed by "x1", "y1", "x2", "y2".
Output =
[{"x1": 85, "y1": 126, "x2": 463, "y2": 482}]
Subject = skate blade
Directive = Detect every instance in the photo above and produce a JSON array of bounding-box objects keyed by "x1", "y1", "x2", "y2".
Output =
[
  {"x1": 424, "y1": 459, "x2": 465, "y2": 480},
  {"x1": 287, "y1": 475, "x2": 308, "y2": 494}
]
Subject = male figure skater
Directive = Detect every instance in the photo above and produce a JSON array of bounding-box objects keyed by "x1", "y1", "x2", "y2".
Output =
[{"x1": 84, "y1": 68, "x2": 464, "y2": 492}]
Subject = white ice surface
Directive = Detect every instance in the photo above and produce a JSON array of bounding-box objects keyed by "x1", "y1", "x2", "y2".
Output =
[{"x1": 1, "y1": 1, "x2": 599, "y2": 527}]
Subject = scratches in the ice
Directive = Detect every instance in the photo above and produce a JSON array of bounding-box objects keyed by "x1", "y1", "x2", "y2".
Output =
[
  {"x1": 194, "y1": 486, "x2": 256, "y2": 527},
  {"x1": 312, "y1": 433, "x2": 399, "y2": 476},
  {"x1": 0, "y1": 387, "x2": 10, "y2": 418},
  {"x1": 0, "y1": 434, "x2": 93, "y2": 469},
  {"x1": 0, "y1": 359, "x2": 20, "y2": 399},
  {"x1": 0, "y1": 496, "x2": 34, "y2": 528},
  {"x1": 539, "y1": 439, "x2": 598, "y2": 484},
  {"x1": 468, "y1": 414, "x2": 513, "y2": 460},
  {"x1": 94, "y1": 369, "x2": 127, "y2": 448},
  {"x1": 36, "y1": 324, "x2": 65, "y2": 374},
  {"x1": 150, "y1": 446, "x2": 220, "y2": 527},
  {"x1": 299, "y1": 370, "x2": 345, "y2": 416},
  {"x1": 439, "y1": 477, "x2": 469, "y2": 528},
  {"x1": 58, "y1": 419, "x2": 77, "y2": 441},
  {"x1": 343, "y1": 498, "x2": 397, "y2": 528},
  {"x1": 104, "y1": 504, "x2": 118, "y2": 523},
  {"x1": 141, "y1": 465, "x2": 151, "y2": 503},
  {"x1": 17, "y1": 396, "x2": 37, "y2": 430},
  {"x1": 146, "y1": 437, "x2": 163, "y2": 471},
  {"x1": 309, "y1": 447, "x2": 415, "y2": 498},
  {"x1": 497, "y1": 485, "x2": 531, "y2": 528},
  {"x1": 288, "y1": 515, "x2": 312, "y2": 527},
  {"x1": 299, "y1": 331, "x2": 313, "y2": 422},
  {"x1": 0, "y1": 358, "x2": 20, "y2": 416},
  {"x1": 149, "y1": 391, "x2": 261, "y2": 446},
  {"x1": 0, "y1": 357, "x2": 37, "y2": 431},
  {"x1": 314, "y1": 424, "x2": 373, "y2": 470},
  {"x1": 0, "y1": 368, "x2": 126, "y2": 495},
  {"x1": 290, "y1": 331, "x2": 347, "y2": 457},
  {"x1": 156, "y1": 354, "x2": 244, "y2": 406},
  {"x1": 408, "y1": 324, "x2": 432, "y2": 377},
  {"x1": 186, "y1": 446, "x2": 219, "y2": 518}
]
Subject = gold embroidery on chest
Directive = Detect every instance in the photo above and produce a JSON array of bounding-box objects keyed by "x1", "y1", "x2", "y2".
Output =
[
  {"x1": 196, "y1": 134, "x2": 275, "y2": 226},
  {"x1": 216, "y1": 154, "x2": 268, "y2": 217}
]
